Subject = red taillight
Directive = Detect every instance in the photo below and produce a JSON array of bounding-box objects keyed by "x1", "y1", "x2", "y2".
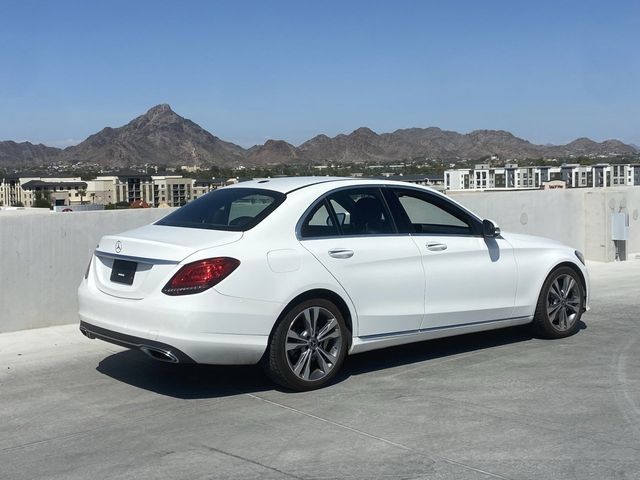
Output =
[{"x1": 162, "y1": 257, "x2": 240, "y2": 296}]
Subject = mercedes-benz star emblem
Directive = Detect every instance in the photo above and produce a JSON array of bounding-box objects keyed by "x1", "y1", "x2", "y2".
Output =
[{"x1": 115, "y1": 241, "x2": 122, "y2": 253}]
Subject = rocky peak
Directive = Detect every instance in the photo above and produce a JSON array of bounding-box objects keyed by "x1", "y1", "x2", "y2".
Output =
[
  {"x1": 350, "y1": 127, "x2": 378, "y2": 137},
  {"x1": 145, "y1": 103, "x2": 174, "y2": 116}
]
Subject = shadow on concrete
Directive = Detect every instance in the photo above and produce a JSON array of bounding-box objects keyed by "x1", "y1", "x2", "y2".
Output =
[
  {"x1": 96, "y1": 322, "x2": 586, "y2": 398},
  {"x1": 340, "y1": 324, "x2": 533, "y2": 379},
  {"x1": 342, "y1": 320, "x2": 587, "y2": 377},
  {"x1": 97, "y1": 351, "x2": 271, "y2": 399}
]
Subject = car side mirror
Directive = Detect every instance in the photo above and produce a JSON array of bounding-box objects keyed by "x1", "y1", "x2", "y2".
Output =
[{"x1": 482, "y1": 219, "x2": 501, "y2": 238}]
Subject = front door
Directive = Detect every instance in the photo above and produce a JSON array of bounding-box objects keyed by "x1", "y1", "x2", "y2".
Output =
[{"x1": 384, "y1": 187, "x2": 518, "y2": 330}]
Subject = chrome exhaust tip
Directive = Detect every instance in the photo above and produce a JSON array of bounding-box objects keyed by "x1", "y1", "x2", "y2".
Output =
[
  {"x1": 140, "y1": 346, "x2": 179, "y2": 363},
  {"x1": 79, "y1": 326, "x2": 95, "y2": 339}
]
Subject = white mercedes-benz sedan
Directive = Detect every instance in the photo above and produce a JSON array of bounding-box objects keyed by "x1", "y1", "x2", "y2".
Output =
[{"x1": 79, "y1": 177, "x2": 589, "y2": 390}]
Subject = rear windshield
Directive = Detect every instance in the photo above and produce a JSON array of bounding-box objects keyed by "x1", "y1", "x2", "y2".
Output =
[{"x1": 156, "y1": 188, "x2": 286, "y2": 231}]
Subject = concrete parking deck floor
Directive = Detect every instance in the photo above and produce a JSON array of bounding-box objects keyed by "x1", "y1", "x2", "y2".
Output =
[{"x1": 1, "y1": 261, "x2": 639, "y2": 480}]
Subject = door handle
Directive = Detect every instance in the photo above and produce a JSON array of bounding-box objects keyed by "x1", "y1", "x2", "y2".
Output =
[
  {"x1": 426, "y1": 242, "x2": 447, "y2": 251},
  {"x1": 328, "y1": 248, "x2": 354, "y2": 259}
]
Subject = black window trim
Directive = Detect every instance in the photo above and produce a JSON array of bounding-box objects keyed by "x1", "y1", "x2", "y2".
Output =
[
  {"x1": 155, "y1": 187, "x2": 287, "y2": 232},
  {"x1": 383, "y1": 185, "x2": 484, "y2": 237},
  {"x1": 296, "y1": 183, "x2": 486, "y2": 240},
  {"x1": 299, "y1": 198, "x2": 342, "y2": 238},
  {"x1": 297, "y1": 185, "x2": 399, "y2": 240}
]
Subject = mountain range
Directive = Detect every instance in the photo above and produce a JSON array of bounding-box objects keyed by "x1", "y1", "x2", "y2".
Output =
[{"x1": 1, "y1": 104, "x2": 637, "y2": 169}]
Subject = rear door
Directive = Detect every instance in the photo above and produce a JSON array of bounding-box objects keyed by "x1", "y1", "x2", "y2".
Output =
[
  {"x1": 384, "y1": 187, "x2": 518, "y2": 329},
  {"x1": 298, "y1": 187, "x2": 425, "y2": 337}
]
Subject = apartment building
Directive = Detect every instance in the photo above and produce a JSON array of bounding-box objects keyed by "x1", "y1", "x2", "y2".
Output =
[
  {"x1": 91, "y1": 173, "x2": 207, "y2": 207},
  {"x1": 151, "y1": 176, "x2": 193, "y2": 207},
  {"x1": 192, "y1": 178, "x2": 227, "y2": 200},
  {"x1": 1, "y1": 172, "x2": 226, "y2": 208},
  {"x1": 445, "y1": 163, "x2": 640, "y2": 191},
  {"x1": 0, "y1": 175, "x2": 88, "y2": 207},
  {"x1": 92, "y1": 172, "x2": 155, "y2": 205}
]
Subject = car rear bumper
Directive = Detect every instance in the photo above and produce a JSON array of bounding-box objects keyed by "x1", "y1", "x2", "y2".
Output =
[
  {"x1": 80, "y1": 321, "x2": 196, "y2": 363},
  {"x1": 78, "y1": 280, "x2": 278, "y2": 365}
]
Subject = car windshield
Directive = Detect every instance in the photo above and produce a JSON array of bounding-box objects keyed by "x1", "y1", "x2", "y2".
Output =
[{"x1": 155, "y1": 187, "x2": 286, "y2": 231}]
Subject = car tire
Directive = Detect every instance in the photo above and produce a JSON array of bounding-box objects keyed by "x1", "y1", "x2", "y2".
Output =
[
  {"x1": 532, "y1": 266, "x2": 584, "y2": 339},
  {"x1": 265, "y1": 298, "x2": 348, "y2": 391}
]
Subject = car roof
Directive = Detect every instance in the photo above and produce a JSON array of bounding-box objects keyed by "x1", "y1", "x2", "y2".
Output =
[
  {"x1": 222, "y1": 176, "x2": 348, "y2": 193},
  {"x1": 222, "y1": 176, "x2": 439, "y2": 194}
]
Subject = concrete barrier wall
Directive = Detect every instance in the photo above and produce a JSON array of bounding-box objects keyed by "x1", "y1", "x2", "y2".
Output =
[
  {"x1": 0, "y1": 187, "x2": 638, "y2": 333},
  {"x1": 449, "y1": 187, "x2": 640, "y2": 262},
  {"x1": 0, "y1": 209, "x2": 174, "y2": 333}
]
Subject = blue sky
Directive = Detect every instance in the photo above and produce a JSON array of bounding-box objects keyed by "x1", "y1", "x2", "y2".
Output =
[{"x1": 1, "y1": 0, "x2": 638, "y2": 148}]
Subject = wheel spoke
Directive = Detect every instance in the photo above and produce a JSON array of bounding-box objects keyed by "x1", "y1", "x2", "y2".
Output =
[
  {"x1": 319, "y1": 330, "x2": 341, "y2": 342},
  {"x1": 315, "y1": 350, "x2": 330, "y2": 373},
  {"x1": 286, "y1": 342, "x2": 307, "y2": 352},
  {"x1": 302, "y1": 350, "x2": 313, "y2": 380},
  {"x1": 286, "y1": 330, "x2": 307, "y2": 351},
  {"x1": 287, "y1": 329, "x2": 307, "y2": 343},
  {"x1": 566, "y1": 302, "x2": 580, "y2": 313},
  {"x1": 311, "y1": 307, "x2": 320, "y2": 336},
  {"x1": 302, "y1": 309, "x2": 314, "y2": 336},
  {"x1": 558, "y1": 307, "x2": 567, "y2": 330},
  {"x1": 563, "y1": 276, "x2": 575, "y2": 297},
  {"x1": 550, "y1": 281, "x2": 562, "y2": 300},
  {"x1": 317, "y1": 346, "x2": 337, "y2": 365},
  {"x1": 567, "y1": 295, "x2": 581, "y2": 305},
  {"x1": 316, "y1": 317, "x2": 338, "y2": 342},
  {"x1": 301, "y1": 307, "x2": 320, "y2": 336},
  {"x1": 547, "y1": 303, "x2": 561, "y2": 321},
  {"x1": 293, "y1": 349, "x2": 312, "y2": 379},
  {"x1": 286, "y1": 342, "x2": 306, "y2": 352}
]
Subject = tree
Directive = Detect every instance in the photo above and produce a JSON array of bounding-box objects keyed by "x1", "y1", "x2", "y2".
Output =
[{"x1": 32, "y1": 191, "x2": 51, "y2": 209}]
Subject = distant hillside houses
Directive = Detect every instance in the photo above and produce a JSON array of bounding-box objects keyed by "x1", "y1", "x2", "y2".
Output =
[{"x1": 445, "y1": 163, "x2": 640, "y2": 191}]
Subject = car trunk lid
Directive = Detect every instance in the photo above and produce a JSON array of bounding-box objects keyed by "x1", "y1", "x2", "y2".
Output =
[{"x1": 93, "y1": 224, "x2": 242, "y2": 299}]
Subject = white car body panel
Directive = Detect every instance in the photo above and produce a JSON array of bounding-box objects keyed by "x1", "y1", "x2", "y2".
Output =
[
  {"x1": 99, "y1": 225, "x2": 243, "y2": 262},
  {"x1": 350, "y1": 316, "x2": 532, "y2": 354},
  {"x1": 300, "y1": 235, "x2": 425, "y2": 336},
  {"x1": 413, "y1": 235, "x2": 518, "y2": 329},
  {"x1": 78, "y1": 276, "x2": 277, "y2": 364},
  {"x1": 78, "y1": 177, "x2": 589, "y2": 366},
  {"x1": 502, "y1": 232, "x2": 591, "y2": 316}
]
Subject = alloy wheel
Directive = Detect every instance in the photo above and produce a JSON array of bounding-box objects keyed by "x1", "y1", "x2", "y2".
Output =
[
  {"x1": 547, "y1": 274, "x2": 582, "y2": 332},
  {"x1": 285, "y1": 306, "x2": 343, "y2": 381}
]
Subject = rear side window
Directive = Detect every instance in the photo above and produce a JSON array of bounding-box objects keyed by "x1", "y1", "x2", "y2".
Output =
[
  {"x1": 300, "y1": 201, "x2": 339, "y2": 238},
  {"x1": 300, "y1": 187, "x2": 396, "y2": 238},
  {"x1": 156, "y1": 188, "x2": 285, "y2": 231},
  {"x1": 327, "y1": 188, "x2": 394, "y2": 235}
]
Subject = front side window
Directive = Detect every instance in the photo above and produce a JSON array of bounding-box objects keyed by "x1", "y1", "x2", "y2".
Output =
[
  {"x1": 156, "y1": 188, "x2": 285, "y2": 231},
  {"x1": 387, "y1": 188, "x2": 475, "y2": 235}
]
